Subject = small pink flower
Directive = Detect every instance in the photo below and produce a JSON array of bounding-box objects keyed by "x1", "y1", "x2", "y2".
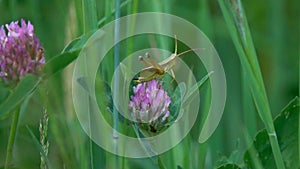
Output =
[
  {"x1": 129, "y1": 79, "x2": 171, "y2": 125},
  {"x1": 0, "y1": 19, "x2": 45, "y2": 84}
]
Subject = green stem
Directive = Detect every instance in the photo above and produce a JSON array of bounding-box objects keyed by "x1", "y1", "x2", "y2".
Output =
[
  {"x1": 218, "y1": 0, "x2": 285, "y2": 168},
  {"x1": 112, "y1": 0, "x2": 121, "y2": 168},
  {"x1": 82, "y1": 0, "x2": 97, "y2": 168},
  {"x1": 82, "y1": 0, "x2": 97, "y2": 34},
  {"x1": 5, "y1": 107, "x2": 20, "y2": 169},
  {"x1": 242, "y1": 68, "x2": 256, "y2": 138},
  {"x1": 88, "y1": 100, "x2": 94, "y2": 169},
  {"x1": 98, "y1": 0, "x2": 132, "y2": 27}
]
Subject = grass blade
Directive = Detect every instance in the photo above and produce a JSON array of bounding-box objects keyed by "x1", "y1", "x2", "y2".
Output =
[
  {"x1": 82, "y1": 0, "x2": 97, "y2": 34},
  {"x1": 81, "y1": 0, "x2": 98, "y2": 168},
  {"x1": 42, "y1": 50, "x2": 80, "y2": 78},
  {"x1": 218, "y1": 0, "x2": 285, "y2": 168},
  {"x1": 112, "y1": 0, "x2": 121, "y2": 168}
]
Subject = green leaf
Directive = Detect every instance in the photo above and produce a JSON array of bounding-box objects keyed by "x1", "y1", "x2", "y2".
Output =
[
  {"x1": 63, "y1": 32, "x2": 94, "y2": 53},
  {"x1": 0, "y1": 74, "x2": 40, "y2": 120},
  {"x1": 216, "y1": 164, "x2": 241, "y2": 169},
  {"x1": 0, "y1": 86, "x2": 10, "y2": 103},
  {"x1": 63, "y1": 38, "x2": 81, "y2": 53},
  {"x1": 63, "y1": 37, "x2": 84, "y2": 53},
  {"x1": 244, "y1": 97, "x2": 300, "y2": 169},
  {"x1": 42, "y1": 50, "x2": 80, "y2": 77},
  {"x1": 19, "y1": 95, "x2": 31, "y2": 117},
  {"x1": 43, "y1": 33, "x2": 92, "y2": 78}
]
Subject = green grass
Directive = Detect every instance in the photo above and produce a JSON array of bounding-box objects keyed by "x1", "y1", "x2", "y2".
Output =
[
  {"x1": 218, "y1": 0, "x2": 285, "y2": 168},
  {"x1": 0, "y1": 0, "x2": 298, "y2": 169}
]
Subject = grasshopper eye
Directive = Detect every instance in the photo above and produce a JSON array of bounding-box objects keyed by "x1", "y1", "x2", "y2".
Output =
[
  {"x1": 145, "y1": 52, "x2": 150, "y2": 58},
  {"x1": 138, "y1": 55, "x2": 144, "y2": 61}
]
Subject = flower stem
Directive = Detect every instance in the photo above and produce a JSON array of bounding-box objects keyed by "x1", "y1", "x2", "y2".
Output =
[{"x1": 5, "y1": 107, "x2": 20, "y2": 169}]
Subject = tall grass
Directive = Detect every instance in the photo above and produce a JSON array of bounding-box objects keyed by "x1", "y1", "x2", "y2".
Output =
[
  {"x1": 0, "y1": 0, "x2": 298, "y2": 168},
  {"x1": 218, "y1": 0, "x2": 285, "y2": 168},
  {"x1": 82, "y1": 1, "x2": 98, "y2": 169}
]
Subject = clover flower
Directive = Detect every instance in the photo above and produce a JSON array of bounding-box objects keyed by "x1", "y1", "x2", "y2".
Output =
[
  {"x1": 129, "y1": 79, "x2": 171, "y2": 131},
  {"x1": 0, "y1": 19, "x2": 45, "y2": 84}
]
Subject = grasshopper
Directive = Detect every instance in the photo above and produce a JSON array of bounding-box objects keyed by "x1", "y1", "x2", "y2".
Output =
[{"x1": 134, "y1": 36, "x2": 201, "y2": 83}]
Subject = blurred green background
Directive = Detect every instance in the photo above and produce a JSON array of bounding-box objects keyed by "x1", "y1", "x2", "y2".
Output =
[{"x1": 0, "y1": 0, "x2": 298, "y2": 168}]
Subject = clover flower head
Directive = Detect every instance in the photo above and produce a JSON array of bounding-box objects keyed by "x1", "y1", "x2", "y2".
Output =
[
  {"x1": 0, "y1": 19, "x2": 45, "y2": 84},
  {"x1": 129, "y1": 79, "x2": 171, "y2": 125}
]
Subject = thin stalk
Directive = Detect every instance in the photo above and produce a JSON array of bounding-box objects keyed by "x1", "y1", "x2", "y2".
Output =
[
  {"x1": 119, "y1": 1, "x2": 138, "y2": 168},
  {"x1": 198, "y1": 0, "x2": 214, "y2": 40},
  {"x1": 82, "y1": 1, "x2": 97, "y2": 168},
  {"x1": 123, "y1": 0, "x2": 138, "y2": 91},
  {"x1": 104, "y1": 0, "x2": 113, "y2": 24},
  {"x1": 5, "y1": 107, "x2": 20, "y2": 169},
  {"x1": 112, "y1": 0, "x2": 121, "y2": 168},
  {"x1": 126, "y1": 0, "x2": 138, "y2": 56},
  {"x1": 218, "y1": 0, "x2": 285, "y2": 168},
  {"x1": 298, "y1": 22, "x2": 300, "y2": 166},
  {"x1": 100, "y1": 0, "x2": 114, "y2": 82},
  {"x1": 98, "y1": 0, "x2": 132, "y2": 27},
  {"x1": 73, "y1": 0, "x2": 84, "y2": 35},
  {"x1": 242, "y1": 67, "x2": 256, "y2": 138},
  {"x1": 80, "y1": 49, "x2": 95, "y2": 169},
  {"x1": 82, "y1": 0, "x2": 97, "y2": 34},
  {"x1": 88, "y1": 98, "x2": 94, "y2": 169},
  {"x1": 198, "y1": 0, "x2": 214, "y2": 168},
  {"x1": 151, "y1": 0, "x2": 174, "y2": 167}
]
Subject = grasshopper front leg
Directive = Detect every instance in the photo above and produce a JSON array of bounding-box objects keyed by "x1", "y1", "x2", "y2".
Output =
[
  {"x1": 134, "y1": 73, "x2": 160, "y2": 83},
  {"x1": 169, "y1": 69, "x2": 176, "y2": 89}
]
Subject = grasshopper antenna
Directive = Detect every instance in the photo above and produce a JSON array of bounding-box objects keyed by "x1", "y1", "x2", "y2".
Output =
[
  {"x1": 173, "y1": 35, "x2": 203, "y2": 57},
  {"x1": 174, "y1": 35, "x2": 178, "y2": 55},
  {"x1": 176, "y1": 48, "x2": 204, "y2": 58}
]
